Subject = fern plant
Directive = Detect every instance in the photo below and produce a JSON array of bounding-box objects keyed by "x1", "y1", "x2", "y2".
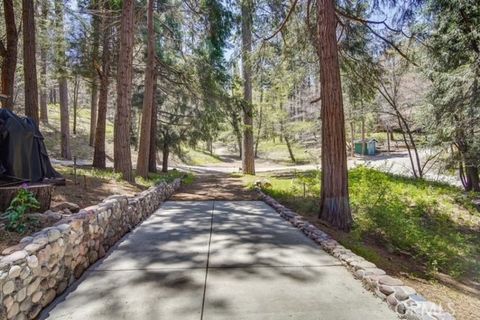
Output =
[{"x1": 6, "y1": 186, "x2": 40, "y2": 233}]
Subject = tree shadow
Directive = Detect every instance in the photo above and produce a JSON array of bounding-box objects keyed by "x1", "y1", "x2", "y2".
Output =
[{"x1": 40, "y1": 201, "x2": 392, "y2": 319}]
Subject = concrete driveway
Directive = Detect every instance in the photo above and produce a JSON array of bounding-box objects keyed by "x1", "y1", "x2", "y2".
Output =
[{"x1": 40, "y1": 201, "x2": 397, "y2": 320}]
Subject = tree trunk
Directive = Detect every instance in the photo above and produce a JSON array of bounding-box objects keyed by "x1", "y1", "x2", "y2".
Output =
[
  {"x1": 93, "y1": 10, "x2": 111, "y2": 169},
  {"x1": 162, "y1": 143, "x2": 169, "y2": 173},
  {"x1": 0, "y1": 184, "x2": 53, "y2": 212},
  {"x1": 1, "y1": 0, "x2": 18, "y2": 110},
  {"x1": 55, "y1": 0, "x2": 71, "y2": 160},
  {"x1": 254, "y1": 90, "x2": 263, "y2": 158},
  {"x1": 136, "y1": 0, "x2": 156, "y2": 178},
  {"x1": 50, "y1": 87, "x2": 57, "y2": 104},
  {"x1": 39, "y1": 54, "x2": 49, "y2": 123},
  {"x1": 39, "y1": 0, "x2": 49, "y2": 123},
  {"x1": 396, "y1": 110, "x2": 422, "y2": 178},
  {"x1": 280, "y1": 121, "x2": 296, "y2": 163},
  {"x1": 386, "y1": 126, "x2": 391, "y2": 153},
  {"x1": 72, "y1": 76, "x2": 79, "y2": 135},
  {"x1": 350, "y1": 121, "x2": 355, "y2": 157},
  {"x1": 23, "y1": 0, "x2": 39, "y2": 123},
  {"x1": 58, "y1": 78, "x2": 71, "y2": 159},
  {"x1": 90, "y1": 85, "x2": 98, "y2": 146},
  {"x1": 285, "y1": 136, "x2": 296, "y2": 163},
  {"x1": 397, "y1": 115, "x2": 417, "y2": 178},
  {"x1": 466, "y1": 165, "x2": 480, "y2": 192},
  {"x1": 148, "y1": 76, "x2": 158, "y2": 173},
  {"x1": 317, "y1": 0, "x2": 352, "y2": 231},
  {"x1": 114, "y1": 0, "x2": 135, "y2": 182},
  {"x1": 241, "y1": 0, "x2": 255, "y2": 175},
  {"x1": 89, "y1": 4, "x2": 100, "y2": 147},
  {"x1": 361, "y1": 116, "x2": 366, "y2": 155},
  {"x1": 231, "y1": 113, "x2": 242, "y2": 158}
]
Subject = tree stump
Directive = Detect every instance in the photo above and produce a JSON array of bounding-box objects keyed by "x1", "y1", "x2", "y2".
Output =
[{"x1": 0, "y1": 184, "x2": 53, "y2": 212}]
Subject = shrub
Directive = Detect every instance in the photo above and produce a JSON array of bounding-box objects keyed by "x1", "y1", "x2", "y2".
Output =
[
  {"x1": 6, "y1": 186, "x2": 40, "y2": 233},
  {"x1": 253, "y1": 167, "x2": 480, "y2": 278}
]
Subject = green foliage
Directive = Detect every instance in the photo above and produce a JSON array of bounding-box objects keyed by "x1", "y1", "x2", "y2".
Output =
[
  {"x1": 6, "y1": 187, "x2": 40, "y2": 233},
  {"x1": 246, "y1": 167, "x2": 480, "y2": 279},
  {"x1": 180, "y1": 147, "x2": 223, "y2": 165},
  {"x1": 421, "y1": 0, "x2": 480, "y2": 188}
]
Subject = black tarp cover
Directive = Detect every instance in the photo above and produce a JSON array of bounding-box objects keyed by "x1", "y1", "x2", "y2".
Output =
[{"x1": 0, "y1": 109, "x2": 63, "y2": 185}]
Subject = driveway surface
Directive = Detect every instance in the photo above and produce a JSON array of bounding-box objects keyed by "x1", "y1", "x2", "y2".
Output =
[{"x1": 40, "y1": 201, "x2": 397, "y2": 320}]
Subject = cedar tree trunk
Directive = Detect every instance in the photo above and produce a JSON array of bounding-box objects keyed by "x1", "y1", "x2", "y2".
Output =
[
  {"x1": 148, "y1": 75, "x2": 158, "y2": 173},
  {"x1": 55, "y1": 0, "x2": 71, "y2": 159},
  {"x1": 136, "y1": 0, "x2": 156, "y2": 178},
  {"x1": 23, "y1": 0, "x2": 39, "y2": 123},
  {"x1": 241, "y1": 0, "x2": 255, "y2": 174},
  {"x1": 89, "y1": 10, "x2": 100, "y2": 147},
  {"x1": 114, "y1": 0, "x2": 135, "y2": 182},
  {"x1": 1, "y1": 0, "x2": 18, "y2": 110},
  {"x1": 93, "y1": 9, "x2": 112, "y2": 169},
  {"x1": 317, "y1": 0, "x2": 352, "y2": 231},
  {"x1": 39, "y1": 0, "x2": 49, "y2": 123}
]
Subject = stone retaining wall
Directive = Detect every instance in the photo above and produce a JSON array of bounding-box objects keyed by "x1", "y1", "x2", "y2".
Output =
[
  {"x1": 0, "y1": 179, "x2": 181, "y2": 320},
  {"x1": 257, "y1": 188, "x2": 455, "y2": 320}
]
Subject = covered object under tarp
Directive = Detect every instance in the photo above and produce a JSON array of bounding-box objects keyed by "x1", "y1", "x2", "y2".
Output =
[{"x1": 0, "y1": 109, "x2": 64, "y2": 187}]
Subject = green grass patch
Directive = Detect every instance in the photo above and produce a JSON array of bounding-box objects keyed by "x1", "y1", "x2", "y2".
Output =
[
  {"x1": 243, "y1": 167, "x2": 480, "y2": 280},
  {"x1": 180, "y1": 147, "x2": 223, "y2": 165},
  {"x1": 256, "y1": 140, "x2": 317, "y2": 164}
]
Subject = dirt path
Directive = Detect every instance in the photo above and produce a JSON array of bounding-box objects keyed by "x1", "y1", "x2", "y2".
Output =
[{"x1": 171, "y1": 173, "x2": 259, "y2": 201}]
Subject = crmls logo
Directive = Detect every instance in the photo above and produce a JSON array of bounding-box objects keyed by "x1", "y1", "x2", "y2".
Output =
[{"x1": 408, "y1": 301, "x2": 455, "y2": 318}]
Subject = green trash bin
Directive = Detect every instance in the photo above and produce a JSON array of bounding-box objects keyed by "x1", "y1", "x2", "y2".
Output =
[{"x1": 354, "y1": 139, "x2": 377, "y2": 155}]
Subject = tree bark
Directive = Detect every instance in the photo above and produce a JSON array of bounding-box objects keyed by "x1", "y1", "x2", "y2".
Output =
[
  {"x1": 317, "y1": 0, "x2": 352, "y2": 231},
  {"x1": 386, "y1": 126, "x2": 391, "y2": 153},
  {"x1": 72, "y1": 76, "x2": 79, "y2": 135},
  {"x1": 285, "y1": 136, "x2": 296, "y2": 163},
  {"x1": 162, "y1": 143, "x2": 169, "y2": 173},
  {"x1": 58, "y1": 78, "x2": 71, "y2": 159},
  {"x1": 350, "y1": 121, "x2": 355, "y2": 157},
  {"x1": 254, "y1": 90, "x2": 263, "y2": 158},
  {"x1": 39, "y1": 0, "x2": 49, "y2": 123},
  {"x1": 148, "y1": 76, "x2": 158, "y2": 173},
  {"x1": 89, "y1": 2, "x2": 100, "y2": 147},
  {"x1": 55, "y1": 0, "x2": 71, "y2": 160},
  {"x1": 23, "y1": 0, "x2": 39, "y2": 123},
  {"x1": 39, "y1": 52, "x2": 49, "y2": 123},
  {"x1": 280, "y1": 121, "x2": 296, "y2": 163},
  {"x1": 466, "y1": 165, "x2": 480, "y2": 192},
  {"x1": 231, "y1": 112, "x2": 242, "y2": 158},
  {"x1": 114, "y1": 0, "x2": 135, "y2": 182},
  {"x1": 90, "y1": 85, "x2": 98, "y2": 146},
  {"x1": 136, "y1": 0, "x2": 156, "y2": 178},
  {"x1": 93, "y1": 9, "x2": 112, "y2": 169},
  {"x1": 361, "y1": 115, "x2": 366, "y2": 155},
  {"x1": 0, "y1": 184, "x2": 52, "y2": 212},
  {"x1": 241, "y1": 0, "x2": 255, "y2": 174},
  {"x1": 1, "y1": 0, "x2": 18, "y2": 110}
]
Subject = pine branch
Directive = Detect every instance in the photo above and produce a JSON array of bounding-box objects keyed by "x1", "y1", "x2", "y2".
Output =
[
  {"x1": 335, "y1": 8, "x2": 418, "y2": 66},
  {"x1": 364, "y1": 24, "x2": 418, "y2": 67},
  {"x1": 263, "y1": 0, "x2": 299, "y2": 42}
]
